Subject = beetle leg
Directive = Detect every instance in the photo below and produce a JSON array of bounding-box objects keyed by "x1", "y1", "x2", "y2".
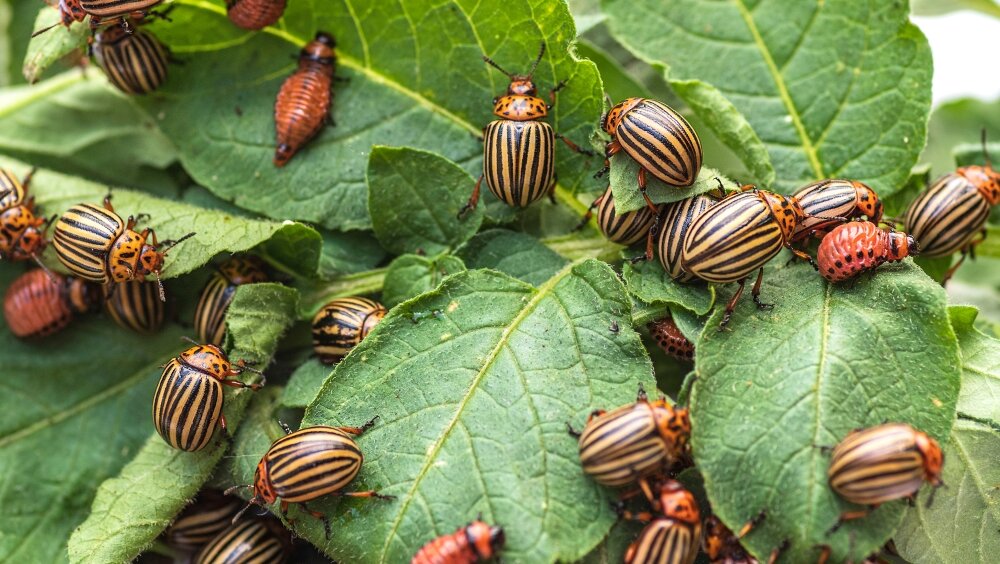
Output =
[
  {"x1": 329, "y1": 489, "x2": 396, "y2": 500},
  {"x1": 719, "y1": 277, "x2": 748, "y2": 330},
  {"x1": 458, "y1": 175, "x2": 483, "y2": 219},
  {"x1": 549, "y1": 79, "x2": 568, "y2": 104},
  {"x1": 337, "y1": 415, "x2": 380, "y2": 436},
  {"x1": 547, "y1": 174, "x2": 558, "y2": 204},
  {"x1": 751, "y1": 268, "x2": 773, "y2": 310},
  {"x1": 786, "y1": 245, "x2": 818, "y2": 270},
  {"x1": 637, "y1": 168, "x2": 659, "y2": 214},
  {"x1": 595, "y1": 141, "x2": 621, "y2": 179},
  {"x1": 565, "y1": 422, "x2": 581, "y2": 438},
  {"x1": 738, "y1": 509, "x2": 767, "y2": 538},
  {"x1": 218, "y1": 412, "x2": 228, "y2": 432},
  {"x1": 555, "y1": 133, "x2": 595, "y2": 157},
  {"x1": 768, "y1": 539, "x2": 791, "y2": 564},
  {"x1": 643, "y1": 210, "x2": 663, "y2": 262},
  {"x1": 20, "y1": 168, "x2": 36, "y2": 191},
  {"x1": 574, "y1": 191, "x2": 605, "y2": 232},
  {"x1": 220, "y1": 377, "x2": 262, "y2": 391},
  {"x1": 586, "y1": 409, "x2": 607, "y2": 424},
  {"x1": 296, "y1": 502, "x2": 332, "y2": 539},
  {"x1": 618, "y1": 509, "x2": 655, "y2": 523},
  {"x1": 827, "y1": 509, "x2": 870, "y2": 535}
]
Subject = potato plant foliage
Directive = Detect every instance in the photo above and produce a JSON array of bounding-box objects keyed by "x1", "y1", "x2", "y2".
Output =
[{"x1": 0, "y1": 0, "x2": 997, "y2": 563}]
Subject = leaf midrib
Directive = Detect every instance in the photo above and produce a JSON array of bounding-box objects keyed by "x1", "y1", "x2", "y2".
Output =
[{"x1": 377, "y1": 262, "x2": 578, "y2": 562}]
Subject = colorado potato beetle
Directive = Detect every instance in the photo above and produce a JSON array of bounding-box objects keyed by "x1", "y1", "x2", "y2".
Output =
[
  {"x1": 194, "y1": 256, "x2": 269, "y2": 346},
  {"x1": 791, "y1": 179, "x2": 883, "y2": 241},
  {"x1": 164, "y1": 490, "x2": 243, "y2": 551},
  {"x1": 93, "y1": 25, "x2": 169, "y2": 95},
  {"x1": 3, "y1": 269, "x2": 99, "y2": 338},
  {"x1": 411, "y1": 520, "x2": 505, "y2": 564},
  {"x1": 647, "y1": 316, "x2": 693, "y2": 362},
  {"x1": 194, "y1": 515, "x2": 291, "y2": 564},
  {"x1": 578, "y1": 186, "x2": 658, "y2": 246},
  {"x1": 33, "y1": 0, "x2": 163, "y2": 35},
  {"x1": 827, "y1": 423, "x2": 944, "y2": 527},
  {"x1": 816, "y1": 222, "x2": 917, "y2": 283},
  {"x1": 460, "y1": 43, "x2": 592, "y2": 216},
  {"x1": 103, "y1": 280, "x2": 165, "y2": 334},
  {"x1": 681, "y1": 188, "x2": 814, "y2": 328},
  {"x1": 273, "y1": 32, "x2": 336, "y2": 166},
  {"x1": 623, "y1": 480, "x2": 702, "y2": 564},
  {"x1": 904, "y1": 134, "x2": 1000, "y2": 283},
  {"x1": 227, "y1": 422, "x2": 394, "y2": 537},
  {"x1": 312, "y1": 296, "x2": 387, "y2": 363},
  {"x1": 0, "y1": 168, "x2": 50, "y2": 268},
  {"x1": 597, "y1": 98, "x2": 702, "y2": 212},
  {"x1": 572, "y1": 385, "x2": 690, "y2": 488},
  {"x1": 226, "y1": 0, "x2": 286, "y2": 30},
  {"x1": 152, "y1": 343, "x2": 264, "y2": 452},
  {"x1": 52, "y1": 195, "x2": 194, "y2": 299},
  {"x1": 656, "y1": 192, "x2": 719, "y2": 282}
]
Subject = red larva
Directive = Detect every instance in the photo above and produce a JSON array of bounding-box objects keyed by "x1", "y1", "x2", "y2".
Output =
[
  {"x1": 411, "y1": 520, "x2": 505, "y2": 564},
  {"x1": 226, "y1": 0, "x2": 286, "y2": 31},
  {"x1": 817, "y1": 222, "x2": 918, "y2": 282},
  {"x1": 647, "y1": 317, "x2": 694, "y2": 362},
  {"x1": 273, "y1": 32, "x2": 336, "y2": 167},
  {"x1": 3, "y1": 270, "x2": 99, "y2": 338}
]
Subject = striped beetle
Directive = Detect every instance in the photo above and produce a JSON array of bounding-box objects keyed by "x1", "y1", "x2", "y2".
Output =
[
  {"x1": 52, "y1": 195, "x2": 194, "y2": 300},
  {"x1": 33, "y1": 0, "x2": 164, "y2": 36},
  {"x1": 622, "y1": 480, "x2": 702, "y2": 564},
  {"x1": 460, "y1": 43, "x2": 593, "y2": 216},
  {"x1": 904, "y1": 134, "x2": 1000, "y2": 283},
  {"x1": 571, "y1": 385, "x2": 690, "y2": 489},
  {"x1": 657, "y1": 192, "x2": 720, "y2": 282},
  {"x1": 0, "y1": 167, "x2": 50, "y2": 269},
  {"x1": 103, "y1": 280, "x2": 165, "y2": 334},
  {"x1": 791, "y1": 179, "x2": 883, "y2": 242},
  {"x1": 312, "y1": 297, "x2": 387, "y2": 363},
  {"x1": 827, "y1": 423, "x2": 944, "y2": 530},
  {"x1": 93, "y1": 25, "x2": 169, "y2": 95},
  {"x1": 152, "y1": 343, "x2": 264, "y2": 452},
  {"x1": 163, "y1": 490, "x2": 243, "y2": 551},
  {"x1": 817, "y1": 222, "x2": 918, "y2": 283},
  {"x1": 274, "y1": 32, "x2": 336, "y2": 166},
  {"x1": 195, "y1": 256, "x2": 269, "y2": 346},
  {"x1": 226, "y1": 0, "x2": 286, "y2": 30},
  {"x1": 597, "y1": 98, "x2": 702, "y2": 213},
  {"x1": 3, "y1": 269, "x2": 99, "y2": 338},
  {"x1": 412, "y1": 520, "x2": 506, "y2": 564},
  {"x1": 194, "y1": 516, "x2": 291, "y2": 564},
  {"x1": 578, "y1": 186, "x2": 658, "y2": 246},
  {"x1": 226, "y1": 422, "x2": 395, "y2": 538},
  {"x1": 681, "y1": 188, "x2": 815, "y2": 328}
]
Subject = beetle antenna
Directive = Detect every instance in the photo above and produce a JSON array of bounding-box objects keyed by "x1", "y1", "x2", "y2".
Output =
[
  {"x1": 527, "y1": 42, "x2": 546, "y2": 78},
  {"x1": 31, "y1": 22, "x2": 59, "y2": 38},
  {"x1": 161, "y1": 231, "x2": 196, "y2": 253},
  {"x1": 981, "y1": 128, "x2": 992, "y2": 170},
  {"x1": 154, "y1": 270, "x2": 166, "y2": 302},
  {"x1": 32, "y1": 255, "x2": 57, "y2": 282},
  {"x1": 229, "y1": 497, "x2": 257, "y2": 525},
  {"x1": 481, "y1": 55, "x2": 513, "y2": 78},
  {"x1": 180, "y1": 335, "x2": 200, "y2": 346}
]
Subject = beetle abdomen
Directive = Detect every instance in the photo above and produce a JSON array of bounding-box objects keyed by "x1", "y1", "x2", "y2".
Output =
[
  {"x1": 483, "y1": 119, "x2": 555, "y2": 207},
  {"x1": 904, "y1": 173, "x2": 991, "y2": 257},
  {"x1": 617, "y1": 99, "x2": 702, "y2": 187},
  {"x1": 681, "y1": 192, "x2": 782, "y2": 283}
]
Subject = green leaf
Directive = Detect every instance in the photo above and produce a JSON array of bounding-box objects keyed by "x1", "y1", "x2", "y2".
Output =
[
  {"x1": 368, "y1": 146, "x2": 482, "y2": 255},
  {"x1": 912, "y1": 0, "x2": 1000, "y2": 18},
  {"x1": 622, "y1": 258, "x2": 715, "y2": 316},
  {"x1": 0, "y1": 158, "x2": 322, "y2": 278},
  {"x1": 67, "y1": 283, "x2": 298, "y2": 564},
  {"x1": 290, "y1": 260, "x2": 654, "y2": 562},
  {"x1": 456, "y1": 228, "x2": 569, "y2": 286},
  {"x1": 575, "y1": 39, "x2": 649, "y2": 103},
  {"x1": 952, "y1": 142, "x2": 1000, "y2": 168},
  {"x1": 316, "y1": 228, "x2": 388, "y2": 279},
  {"x1": 0, "y1": 70, "x2": 180, "y2": 195},
  {"x1": 138, "y1": 0, "x2": 602, "y2": 231},
  {"x1": 922, "y1": 97, "x2": 1000, "y2": 174},
  {"x1": 610, "y1": 161, "x2": 729, "y2": 214},
  {"x1": 895, "y1": 307, "x2": 1000, "y2": 564},
  {"x1": 690, "y1": 262, "x2": 960, "y2": 562},
  {"x1": 381, "y1": 253, "x2": 466, "y2": 308},
  {"x1": 3, "y1": 0, "x2": 51, "y2": 85},
  {"x1": 22, "y1": 8, "x2": 87, "y2": 84},
  {"x1": 568, "y1": 0, "x2": 606, "y2": 34},
  {"x1": 282, "y1": 359, "x2": 331, "y2": 409},
  {"x1": 603, "y1": 0, "x2": 932, "y2": 198},
  {"x1": 882, "y1": 164, "x2": 931, "y2": 220},
  {"x1": 0, "y1": 269, "x2": 185, "y2": 562}
]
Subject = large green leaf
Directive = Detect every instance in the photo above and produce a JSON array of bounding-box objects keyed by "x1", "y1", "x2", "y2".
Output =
[
  {"x1": 134, "y1": 0, "x2": 602, "y2": 231},
  {"x1": 921, "y1": 98, "x2": 1000, "y2": 175},
  {"x1": 0, "y1": 70, "x2": 179, "y2": 195},
  {"x1": 690, "y1": 261, "x2": 960, "y2": 562},
  {"x1": 287, "y1": 260, "x2": 654, "y2": 562},
  {"x1": 21, "y1": 7, "x2": 87, "y2": 84},
  {"x1": 622, "y1": 254, "x2": 715, "y2": 316},
  {"x1": 0, "y1": 267, "x2": 184, "y2": 562},
  {"x1": 0, "y1": 158, "x2": 322, "y2": 278},
  {"x1": 603, "y1": 0, "x2": 932, "y2": 198},
  {"x1": 895, "y1": 306, "x2": 1000, "y2": 564},
  {"x1": 381, "y1": 253, "x2": 466, "y2": 308},
  {"x1": 67, "y1": 283, "x2": 298, "y2": 564},
  {"x1": 456, "y1": 228, "x2": 569, "y2": 286}
]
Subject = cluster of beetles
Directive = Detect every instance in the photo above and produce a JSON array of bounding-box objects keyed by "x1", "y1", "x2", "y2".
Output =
[{"x1": 1, "y1": 0, "x2": 998, "y2": 562}]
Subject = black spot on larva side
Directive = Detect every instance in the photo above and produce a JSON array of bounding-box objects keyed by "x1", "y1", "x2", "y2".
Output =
[
  {"x1": 828, "y1": 268, "x2": 835, "y2": 274},
  {"x1": 845, "y1": 255, "x2": 853, "y2": 264},
  {"x1": 835, "y1": 261, "x2": 843, "y2": 268},
  {"x1": 857, "y1": 250, "x2": 864, "y2": 259},
  {"x1": 868, "y1": 248, "x2": 874, "y2": 258}
]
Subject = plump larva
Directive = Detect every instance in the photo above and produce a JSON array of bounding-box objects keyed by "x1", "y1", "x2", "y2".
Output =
[
  {"x1": 791, "y1": 179, "x2": 883, "y2": 241},
  {"x1": 312, "y1": 297, "x2": 387, "y2": 363},
  {"x1": 152, "y1": 344, "x2": 263, "y2": 452},
  {"x1": 598, "y1": 97, "x2": 702, "y2": 212},
  {"x1": 411, "y1": 520, "x2": 505, "y2": 564},
  {"x1": 647, "y1": 317, "x2": 694, "y2": 362},
  {"x1": 226, "y1": 0, "x2": 286, "y2": 30},
  {"x1": 0, "y1": 167, "x2": 49, "y2": 266},
  {"x1": 274, "y1": 32, "x2": 336, "y2": 166},
  {"x1": 194, "y1": 256, "x2": 269, "y2": 345},
  {"x1": 828, "y1": 423, "x2": 944, "y2": 507},
  {"x1": 816, "y1": 222, "x2": 917, "y2": 283},
  {"x1": 624, "y1": 481, "x2": 701, "y2": 564},
  {"x1": 163, "y1": 490, "x2": 243, "y2": 551},
  {"x1": 93, "y1": 26, "x2": 169, "y2": 95},
  {"x1": 104, "y1": 280, "x2": 165, "y2": 334},
  {"x1": 3, "y1": 269, "x2": 98, "y2": 338},
  {"x1": 576, "y1": 387, "x2": 690, "y2": 487},
  {"x1": 656, "y1": 193, "x2": 717, "y2": 282},
  {"x1": 194, "y1": 516, "x2": 291, "y2": 564}
]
